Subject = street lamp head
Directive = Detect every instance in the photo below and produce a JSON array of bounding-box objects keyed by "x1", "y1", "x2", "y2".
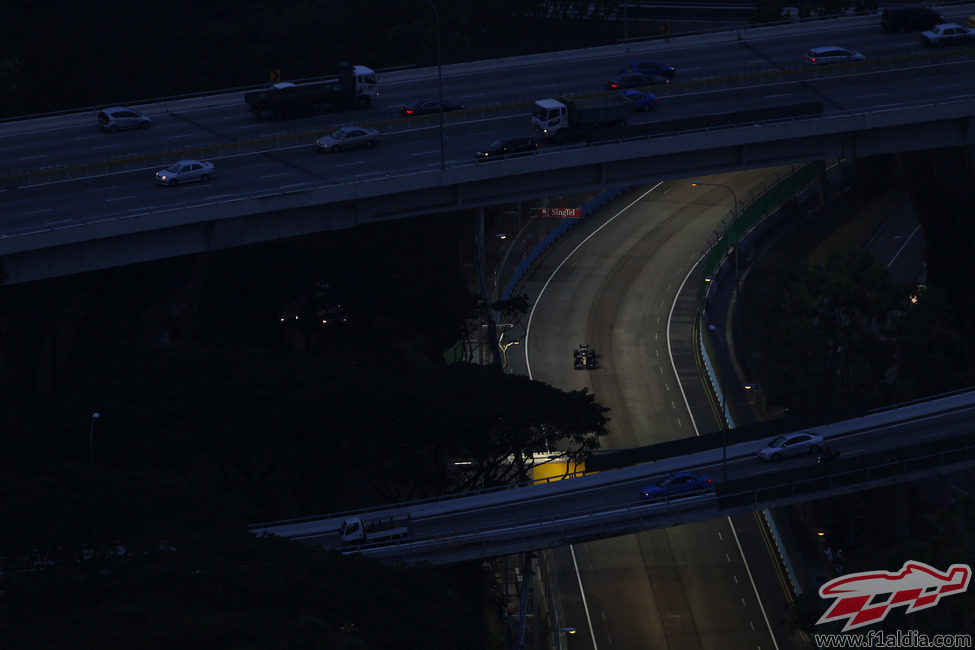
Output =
[{"x1": 91, "y1": 412, "x2": 101, "y2": 419}]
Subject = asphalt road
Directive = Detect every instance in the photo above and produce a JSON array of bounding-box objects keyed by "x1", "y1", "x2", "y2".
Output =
[{"x1": 506, "y1": 168, "x2": 797, "y2": 649}]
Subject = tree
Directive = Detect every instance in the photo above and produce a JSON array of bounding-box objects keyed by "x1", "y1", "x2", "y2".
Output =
[
  {"x1": 354, "y1": 363, "x2": 610, "y2": 500},
  {"x1": 765, "y1": 251, "x2": 905, "y2": 412}
]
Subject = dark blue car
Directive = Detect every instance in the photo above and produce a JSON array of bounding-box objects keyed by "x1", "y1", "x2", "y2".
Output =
[
  {"x1": 640, "y1": 472, "x2": 712, "y2": 500},
  {"x1": 619, "y1": 60, "x2": 676, "y2": 79},
  {"x1": 622, "y1": 89, "x2": 658, "y2": 112}
]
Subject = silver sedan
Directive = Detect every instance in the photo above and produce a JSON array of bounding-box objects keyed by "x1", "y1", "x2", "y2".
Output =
[
  {"x1": 757, "y1": 431, "x2": 824, "y2": 462},
  {"x1": 316, "y1": 126, "x2": 381, "y2": 153},
  {"x1": 155, "y1": 160, "x2": 214, "y2": 186}
]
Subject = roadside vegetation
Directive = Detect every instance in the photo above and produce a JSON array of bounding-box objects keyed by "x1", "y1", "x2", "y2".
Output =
[
  {"x1": 739, "y1": 151, "x2": 975, "y2": 636},
  {"x1": 743, "y1": 152, "x2": 975, "y2": 415},
  {"x1": 0, "y1": 212, "x2": 607, "y2": 648}
]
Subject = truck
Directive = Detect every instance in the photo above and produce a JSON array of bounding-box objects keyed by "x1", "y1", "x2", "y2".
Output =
[
  {"x1": 531, "y1": 95, "x2": 633, "y2": 142},
  {"x1": 339, "y1": 512, "x2": 411, "y2": 545},
  {"x1": 920, "y1": 23, "x2": 975, "y2": 47},
  {"x1": 244, "y1": 63, "x2": 378, "y2": 118}
]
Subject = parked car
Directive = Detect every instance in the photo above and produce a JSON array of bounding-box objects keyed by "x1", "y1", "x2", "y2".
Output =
[
  {"x1": 920, "y1": 23, "x2": 975, "y2": 47},
  {"x1": 881, "y1": 6, "x2": 944, "y2": 33},
  {"x1": 640, "y1": 473, "x2": 712, "y2": 500},
  {"x1": 606, "y1": 72, "x2": 670, "y2": 90},
  {"x1": 618, "y1": 60, "x2": 676, "y2": 79},
  {"x1": 475, "y1": 136, "x2": 538, "y2": 160},
  {"x1": 757, "y1": 432, "x2": 824, "y2": 462},
  {"x1": 155, "y1": 160, "x2": 214, "y2": 186},
  {"x1": 400, "y1": 99, "x2": 465, "y2": 117},
  {"x1": 804, "y1": 46, "x2": 865, "y2": 65},
  {"x1": 621, "y1": 89, "x2": 658, "y2": 112},
  {"x1": 97, "y1": 106, "x2": 151, "y2": 132},
  {"x1": 316, "y1": 125, "x2": 381, "y2": 152}
]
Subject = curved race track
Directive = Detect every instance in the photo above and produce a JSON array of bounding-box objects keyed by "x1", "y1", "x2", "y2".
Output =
[{"x1": 509, "y1": 167, "x2": 798, "y2": 649}]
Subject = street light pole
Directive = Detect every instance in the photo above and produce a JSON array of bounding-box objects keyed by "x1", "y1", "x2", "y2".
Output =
[
  {"x1": 89, "y1": 412, "x2": 100, "y2": 465},
  {"x1": 426, "y1": 0, "x2": 446, "y2": 171},
  {"x1": 692, "y1": 180, "x2": 740, "y2": 292}
]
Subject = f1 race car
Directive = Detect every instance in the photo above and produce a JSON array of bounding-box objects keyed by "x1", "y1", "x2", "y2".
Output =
[{"x1": 573, "y1": 343, "x2": 599, "y2": 370}]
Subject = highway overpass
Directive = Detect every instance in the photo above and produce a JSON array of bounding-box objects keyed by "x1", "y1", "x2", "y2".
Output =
[
  {"x1": 3, "y1": 10, "x2": 975, "y2": 284},
  {"x1": 251, "y1": 387, "x2": 975, "y2": 564}
]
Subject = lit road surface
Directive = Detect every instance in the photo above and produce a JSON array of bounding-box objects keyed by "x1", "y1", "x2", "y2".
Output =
[{"x1": 512, "y1": 168, "x2": 795, "y2": 648}]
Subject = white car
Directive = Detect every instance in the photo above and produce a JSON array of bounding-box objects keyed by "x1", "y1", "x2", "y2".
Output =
[
  {"x1": 757, "y1": 432, "x2": 824, "y2": 462},
  {"x1": 316, "y1": 126, "x2": 381, "y2": 153},
  {"x1": 155, "y1": 160, "x2": 214, "y2": 186},
  {"x1": 920, "y1": 23, "x2": 975, "y2": 47},
  {"x1": 97, "y1": 106, "x2": 151, "y2": 132}
]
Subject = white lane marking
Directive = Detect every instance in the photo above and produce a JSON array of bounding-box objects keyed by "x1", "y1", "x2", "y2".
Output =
[
  {"x1": 166, "y1": 133, "x2": 196, "y2": 140},
  {"x1": 886, "y1": 223, "x2": 922, "y2": 269},
  {"x1": 106, "y1": 195, "x2": 136, "y2": 202},
  {"x1": 570, "y1": 544, "x2": 600, "y2": 650},
  {"x1": 20, "y1": 154, "x2": 47, "y2": 161},
  {"x1": 665, "y1": 200, "x2": 781, "y2": 649},
  {"x1": 460, "y1": 92, "x2": 487, "y2": 98},
  {"x1": 24, "y1": 208, "x2": 52, "y2": 215},
  {"x1": 261, "y1": 172, "x2": 291, "y2": 179},
  {"x1": 763, "y1": 93, "x2": 793, "y2": 99},
  {"x1": 335, "y1": 161, "x2": 365, "y2": 167}
]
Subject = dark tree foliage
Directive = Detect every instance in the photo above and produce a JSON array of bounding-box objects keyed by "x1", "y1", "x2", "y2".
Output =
[
  {"x1": 0, "y1": 464, "x2": 489, "y2": 649},
  {"x1": 759, "y1": 149, "x2": 975, "y2": 414},
  {"x1": 902, "y1": 149, "x2": 975, "y2": 347},
  {"x1": 354, "y1": 363, "x2": 610, "y2": 501},
  {"x1": 765, "y1": 251, "x2": 907, "y2": 413},
  {"x1": 0, "y1": 207, "x2": 599, "y2": 647}
]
